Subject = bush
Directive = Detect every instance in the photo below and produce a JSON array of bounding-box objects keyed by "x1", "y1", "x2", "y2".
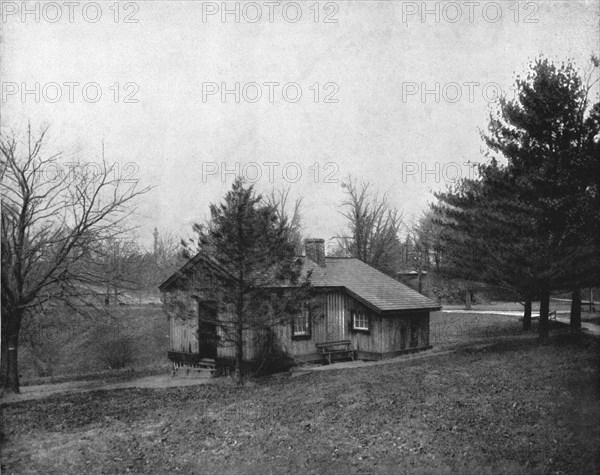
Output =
[
  {"x1": 98, "y1": 335, "x2": 136, "y2": 369},
  {"x1": 88, "y1": 323, "x2": 139, "y2": 370}
]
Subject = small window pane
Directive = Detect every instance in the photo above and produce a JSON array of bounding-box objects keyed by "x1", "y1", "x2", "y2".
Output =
[
  {"x1": 293, "y1": 304, "x2": 310, "y2": 336},
  {"x1": 353, "y1": 310, "x2": 369, "y2": 331}
]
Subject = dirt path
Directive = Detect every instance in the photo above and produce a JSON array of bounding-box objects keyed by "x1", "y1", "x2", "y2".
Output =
[
  {"x1": 291, "y1": 347, "x2": 460, "y2": 376},
  {"x1": 441, "y1": 309, "x2": 571, "y2": 316},
  {"x1": 1, "y1": 347, "x2": 468, "y2": 404},
  {"x1": 1, "y1": 374, "x2": 212, "y2": 404}
]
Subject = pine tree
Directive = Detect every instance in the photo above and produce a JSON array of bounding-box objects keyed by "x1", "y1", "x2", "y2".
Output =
[
  {"x1": 184, "y1": 178, "x2": 309, "y2": 384},
  {"x1": 433, "y1": 56, "x2": 599, "y2": 341},
  {"x1": 484, "y1": 56, "x2": 599, "y2": 339}
]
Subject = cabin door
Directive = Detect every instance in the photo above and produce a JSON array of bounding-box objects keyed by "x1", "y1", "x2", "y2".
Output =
[{"x1": 197, "y1": 300, "x2": 218, "y2": 359}]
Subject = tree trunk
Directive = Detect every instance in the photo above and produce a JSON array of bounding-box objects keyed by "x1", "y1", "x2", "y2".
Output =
[
  {"x1": 523, "y1": 297, "x2": 532, "y2": 331},
  {"x1": 464, "y1": 289, "x2": 472, "y2": 310},
  {"x1": 539, "y1": 286, "x2": 550, "y2": 343},
  {"x1": 234, "y1": 320, "x2": 244, "y2": 386},
  {"x1": 0, "y1": 320, "x2": 8, "y2": 387},
  {"x1": 2, "y1": 312, "x2": 22, "y2": 393},
  {"x1": 234, "y1": 288, "x2": 244, "y2": 386},
  {"x1": 570, "y1": 288, "x2": 581, "y2": 331}
]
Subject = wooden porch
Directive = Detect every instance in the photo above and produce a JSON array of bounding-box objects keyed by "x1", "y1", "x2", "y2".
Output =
[{"x1": 167, "y1": 351, "x2": 217, "y2": 378}]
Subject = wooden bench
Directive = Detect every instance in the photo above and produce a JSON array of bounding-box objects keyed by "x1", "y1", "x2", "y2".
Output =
[{"x1": 316, "y1": 340, "x2": 354, "y2": 364}]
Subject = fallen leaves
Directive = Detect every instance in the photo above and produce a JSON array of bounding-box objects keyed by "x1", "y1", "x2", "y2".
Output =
[{"x1": 2, "y1": 335, "x2": 599, "y2": 474}]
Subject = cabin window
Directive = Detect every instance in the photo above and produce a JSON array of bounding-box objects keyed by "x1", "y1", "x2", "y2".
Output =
[
  {"x1": 292, "y1": 303, "x2": 311, "y2": 339},
  {"x1": 352, "y1": 310, "x2": 369, "y2": 331}
]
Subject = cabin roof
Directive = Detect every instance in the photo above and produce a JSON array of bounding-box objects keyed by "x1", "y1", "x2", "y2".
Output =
[
  {"x1": 304, "y1": 257, "x2": 440, "y2": 312},
  {"x1": 159, "y1": 253, "x2": 440, "y2": 313},
  {"x1": 158, "y1": 252, "x2": 235, "y2": 292}
]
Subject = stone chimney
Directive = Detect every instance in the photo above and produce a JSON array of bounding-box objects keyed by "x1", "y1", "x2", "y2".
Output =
[{"x1": 305, "y1": 238, "x2": 326, "y2": 267}]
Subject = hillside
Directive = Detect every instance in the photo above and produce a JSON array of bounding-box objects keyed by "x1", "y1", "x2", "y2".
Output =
[{"x1": 2, "y1": 331, "x2": 598, "y2": 474}]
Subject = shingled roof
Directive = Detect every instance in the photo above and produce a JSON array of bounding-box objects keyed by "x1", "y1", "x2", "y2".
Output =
[
  {"x1": 303, "y1": 257, "x2": 440, "y2": 313},
  {"x1": 160, "y1": 252, "x2": 440, "y2": 314}
]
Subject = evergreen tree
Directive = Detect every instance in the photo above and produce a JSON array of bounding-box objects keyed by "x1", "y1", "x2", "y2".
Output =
[
  {"x1": 184, "y1": 178, "x2": 309, "y2": 384},
  {"x1": 484, "y1": 56, "x2": 599, "y2": 339},
  {"x1": 433, "y1": 56, "x2": 600, "y2": 341}
]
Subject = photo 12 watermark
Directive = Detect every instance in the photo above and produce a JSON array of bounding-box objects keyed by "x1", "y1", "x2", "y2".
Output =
[
  {"x1": 200, "y1": 1, "x2": 340, "y2": 24},
  {"x1": 400, "y1": 161, "x2": 478, "y2": 184},
  {"x1": 2, "y1": 82, "x2": 140, "y2": 104},
  {"x1": 400, "y1": 1, "x2": 540, "y2": 25},
  {"x1": 1, "y1": 1, "x2": 140, "y2": 24},
  {"x1": 201, "y1": 161, "x2": 340, "y2": 184},
  {"x1": 34, "y1": 161, "x2": 140, "y2": 185},
  {"x1": 401, "y1": 81, "x2": 517, "y2": 104},
  {"x1": 201, "y1": 82, "x2": 339, "y2": 104}
]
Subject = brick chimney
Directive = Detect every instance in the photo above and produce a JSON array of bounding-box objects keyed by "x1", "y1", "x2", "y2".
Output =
[{"x1": 305, "y1": 238, "x2": 326, "y2": 267}]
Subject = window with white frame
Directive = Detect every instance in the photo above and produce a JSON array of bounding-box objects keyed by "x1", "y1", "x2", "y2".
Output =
[
  {"x1": 292, "y1": 303, "x2": 311, "y2": 338},
  {"x1": 352, "y1": 309, "x2": 369, "y2": 331}
]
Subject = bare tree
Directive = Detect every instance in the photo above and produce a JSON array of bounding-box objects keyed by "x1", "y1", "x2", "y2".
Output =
[
  {"x1": 151, "y1": 228, "x2": 183, "y2": 285},
  {"x1": 84, "y1": 235, "x2": 144, "y2": 306},
  {"x1": 266, "y1": 186, "x2": 304, "y2": 255},
  {"x1": 336, "y1": 176, "x2": 403, "y2": 276},
  {"x1": 1, "y1": 125, "x2": 151, "y2": 393},
  {"x1": 133, "y1": 228, "x2": 183, "y2": 303}
]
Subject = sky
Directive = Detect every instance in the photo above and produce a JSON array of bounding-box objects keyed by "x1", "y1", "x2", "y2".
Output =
[{"x1": 1, "y1": 0, "x2": 598, "y2": 250}]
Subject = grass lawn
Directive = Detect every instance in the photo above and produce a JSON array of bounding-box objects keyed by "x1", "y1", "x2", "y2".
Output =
[
  {"x1": 2, "y1": 329, "x2": 598, "y2": 474},
  {"x1": 430, "y1": 311, "x2": 526, "y2": 348}
]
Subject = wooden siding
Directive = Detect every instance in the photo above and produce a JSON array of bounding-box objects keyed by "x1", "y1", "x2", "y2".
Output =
[
  {"x1": 272, "y1": 290, "x2": 384, "y2": 357},
  {"x1": 345, "y1": 296, "x2": 382, "y2": 354},
  {"x1": 274, "y1": 322, "x2": 314, "y2": 359},
  {"x1": 170, "y1": 315, "x2": 199, "y2": 353},
  {"x1": 381, "y1": 311, "x2": 430, "y2": 352},
  {"x1": 272, "y1": 293, "x2": 326, "y2": 359},
  {"x1": 272, "y1": 291, "x2": 356, "y2": 358},
  {"x1": 325, "y1": 292, "x2": 346, "y2": 341},
  {"x1": 163, "y1": 290, "x2": 200, "y2": 353},
  {"x1": 165, "y1": 287, "x2": 431, "y2": 364},
  {"x1": 217, "y1": 326, "x2": 264, "y2": 360}
]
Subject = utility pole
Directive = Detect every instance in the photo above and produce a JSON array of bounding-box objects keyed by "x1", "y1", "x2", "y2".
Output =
[{"x1": 153, "y1": 227, "x2": 159, "y2": 257}]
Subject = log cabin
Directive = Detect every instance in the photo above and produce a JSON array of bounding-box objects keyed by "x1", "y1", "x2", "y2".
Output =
[{"x1": 159, "y1": 239, "x2": 441, "y2": 374}]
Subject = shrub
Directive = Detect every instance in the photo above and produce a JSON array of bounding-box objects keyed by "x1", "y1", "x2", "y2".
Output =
[{"x1": 88, "y1": 323, "x2": 139, "y2": 370}]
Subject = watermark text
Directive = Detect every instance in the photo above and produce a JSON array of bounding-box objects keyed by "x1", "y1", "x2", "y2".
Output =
[
  {"x1": 401, "y1": 1, "x2": 539, "y2": 24},
  {"x1": 1, "y1": 1, "x2": 140, "y2": 23},
  {"x1": 202, "y1": 82, "x2": 339, "y2": 104},
  {"x1": 2, "y1": 81, "x2": 140, "y2": 104},
  {"x1": 201, "y1": 161, "x2": 340, "y2": 184},
  {"x1": 200, "y1": 1, "x2": 340, "y2": 23}
]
